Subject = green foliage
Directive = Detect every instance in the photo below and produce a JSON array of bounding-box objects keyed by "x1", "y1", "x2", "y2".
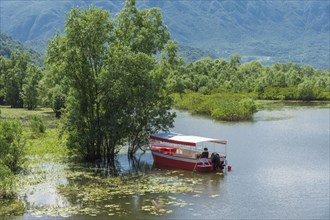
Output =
[
  {"x1": 24, "y1": 128, "x2": 67, "y2": 156},
  {"x1": 0, "y1": 106, "x2": 66, "y2": 156},
  {"x1": 0, "y1": 107, "x2": 64, "y2": 204},
  {"x1": 168, "y1": 58, "x2": 330, "y2": 102},
  {"x1": 297, "y1": 80, "x2": 316, "y2": 101},
  {"x1": 30, "y1": 115, "x2": 46, "y2": 134},
  {"x1": 0, "y1": 161, "x2": 15, "y2": 199},
  {"x1": 22, "y1": 64, "x2": 42, "y2": 110},
  {"x1": 0, "y1": 120, "x2": 25, "y2": 172},
  {"x1": 173, "y1": 91, "x2": 257, "y2": 121},
  {"x1": 0, "y1": 199, "x2": 25, "y2": 215},
  {"x1": 115, "y1": 0, "x2": 170, "y2": 55},
  {"x1": 169, "y1": 56, "x2": 329, "y2": 121},
  {"x1": 0, "y1": 32, "x2": 43, "y2": 66},
  {"x1": 46, "y1": 1, "x2": 175, "y2": 161},
  {"x1": 4, "y1": 51, "x2": 30, "y2": 108},
  {"x1": 0, "y1": 118, "x2": 24, "y2": 207},
  {"x1": 50, "y1": 85, "x2": 65, "y2": 114},
  {"x1": 178, "y1": 45, "x2": 217, "y2": 62},
  {"x1": 0, "y1": 51, "x2": 43, "y2": 109},
  {"x1": 40, "y1": 64, "x2": 67, "y2": 115}
]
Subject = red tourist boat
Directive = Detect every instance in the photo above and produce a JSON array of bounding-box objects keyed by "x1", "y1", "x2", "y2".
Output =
[{"x1": 149, "y1": 132, "x2": 229, "y2": 173}]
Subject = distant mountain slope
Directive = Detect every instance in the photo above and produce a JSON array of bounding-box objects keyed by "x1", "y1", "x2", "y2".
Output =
[
  {"x1": 1, "y1": 0, "x2": 329, "y2": 69},
  {"x1": 0, "y1": 32, "x2": 43, "y2": 66}
]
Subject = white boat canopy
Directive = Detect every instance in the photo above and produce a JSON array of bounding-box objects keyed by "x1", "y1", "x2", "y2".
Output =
[{"x1": 149, "y1": 132, "x2": 227, "y2": 147}]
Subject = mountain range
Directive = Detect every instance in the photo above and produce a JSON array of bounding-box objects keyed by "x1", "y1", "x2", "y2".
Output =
[{"x1": 1, "y1": 0, "x2": 329, "y2": 69}]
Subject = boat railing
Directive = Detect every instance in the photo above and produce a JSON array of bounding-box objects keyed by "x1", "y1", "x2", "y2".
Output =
[
  {"x1": 151, "y1": 143, "x2": 203, "y2": 158},
  {"x1": 193, "y1": 157, "x2": 212, "y2": 172},
  {"x1": 150, "y1": 141, "x2": 202, "y2": 151},
  {"x1": 149, "y1": 142, "x2": 173, "y2": 148},
  {"x1": 198, "y1": 158, "x2": 211, "y2": 167}
]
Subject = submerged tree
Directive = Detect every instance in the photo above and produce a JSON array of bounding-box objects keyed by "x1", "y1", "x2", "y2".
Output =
[
  {"x1": 113, "y1": 0, "x2": 174, "y2": 156},
  {"x1": 46, "y1": 0, "x2": 175, "y2": 162}
]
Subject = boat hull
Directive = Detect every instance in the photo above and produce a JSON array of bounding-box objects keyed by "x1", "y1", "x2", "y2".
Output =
[{"x1": 151, "y1": 149, "x2": 214, "y2": 172}]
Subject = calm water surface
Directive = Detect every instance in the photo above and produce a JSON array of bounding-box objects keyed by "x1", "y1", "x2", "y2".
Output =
[
  {"x1": 173, "y1": 106, "x2": 329, "y2": 220},
  {"x1": 9, "y1": 105, "x2": 330, "y2": 220}
]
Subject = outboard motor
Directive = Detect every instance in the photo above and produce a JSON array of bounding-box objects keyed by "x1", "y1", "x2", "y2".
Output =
[
  {"x1": 211, "y1": 153, "x2": 221, "y2": 171},
  {"x1": 220, "y1": 156, "x2": 226, "y2": 170}
]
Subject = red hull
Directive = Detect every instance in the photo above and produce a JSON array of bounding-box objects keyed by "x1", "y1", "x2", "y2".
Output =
[{"x1": 151, "y1": 149, "x2": 214, "y2": 172}]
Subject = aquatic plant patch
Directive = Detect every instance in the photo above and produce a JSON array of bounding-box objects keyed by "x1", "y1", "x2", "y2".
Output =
[
  {"x1": 53, "y1": 169, "x2": 204, "y2": 217},
  {"x1": 10, "y1": 153, "x2": 206, "y2": 218}
]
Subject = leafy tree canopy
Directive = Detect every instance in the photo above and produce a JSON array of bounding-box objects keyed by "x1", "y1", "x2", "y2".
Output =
[{"x1": 45, "y1": 0, "x2": 175, "y2": 162}]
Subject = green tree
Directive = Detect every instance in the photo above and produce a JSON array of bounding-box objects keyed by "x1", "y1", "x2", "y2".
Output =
[
  {"x1": 297, "y1": 80, "x2": 316, "y2": 100},
  {"x1": 0, "y1": 56, "x2": 12, "y2": 105},
  {"x1": 114, "y1": 0, "x2": 170, "y2": 55},
  {"x1": 3, "y1": 51, "x2": 30, "y2": 108},
  {"x1": 40, "y1": 62, "x2": 67, "y2": 117},
  {"x1": 53, "y1": 6, "x2": 113, "y2": 161},
  {"x1": 229, "y1": 53, "x2": 241, "y2": 69},
  {"x1": 22, "y1": 64, "x2": 42, "y2": 110},
  {"x1": 46, "y1": 2, "x2": 175, "y2": 162}
]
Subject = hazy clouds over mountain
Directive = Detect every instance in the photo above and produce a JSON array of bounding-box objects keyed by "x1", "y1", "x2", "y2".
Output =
[{"x1": 1, "y1": 0, "x2": 329, "y2": 68}]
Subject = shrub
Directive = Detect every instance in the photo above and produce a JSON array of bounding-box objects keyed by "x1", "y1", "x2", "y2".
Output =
[
  {"x1": 0, "y1": 120, "x2": 25, "y2": 172},
  {"x1": 211, "y1": 99, "x2": 247, "y2": 121},
  {"x1": 239, "y1": 98, "x2": 257, "y2": 115},
  {"x1": 0, "y1": 162, "x2": 15, "y2": 199},
  {"x1": 174, "y1": 91, "x2": 258, "y2": 121},
  {"x1": 0, "y1": 199, "x2": 25, "y2": 215},
  {"x1": 30, "y1": 115, "x2": 46, "y2": 133}
]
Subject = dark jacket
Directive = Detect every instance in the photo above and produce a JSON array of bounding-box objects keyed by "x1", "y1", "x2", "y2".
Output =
[{"x1": 201, "y1": 151, "x2": 209, "y2": 158}]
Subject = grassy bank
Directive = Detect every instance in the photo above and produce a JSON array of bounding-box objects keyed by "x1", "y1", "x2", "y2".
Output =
[{"x1": 0, "y1": 106, "x2": 66, "y2": 157}]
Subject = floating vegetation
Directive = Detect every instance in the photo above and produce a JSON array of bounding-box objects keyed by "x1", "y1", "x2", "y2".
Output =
[
  {"x1": 11, "y1": 155, "x2": 206, "y2": 218},
  {"x1": 140, "y1": 195, "x2": 187, "y2": 215},
  {"x1": 27, "y1": 206, "x2": 80, "y2": 218},
  {"x1": 60, "y1": 168, "x2": 203, "y2": 198},
  {"x1": 50, "y1": 168, "x2": 204, "y2": 217},
  {"x1": 0, "y1": 199, "x2": 25, "y2": 216},
  {"x1": 3, "y1": 145, "x2": 210, "y2": 218},
  {"x1": 209, "y1": 194, "x2": 220, "y2": 198}
]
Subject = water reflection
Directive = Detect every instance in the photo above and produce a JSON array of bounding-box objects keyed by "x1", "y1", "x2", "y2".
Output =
[{"x1": 126, "y1": 153, "x2": 153, "y2": 175}]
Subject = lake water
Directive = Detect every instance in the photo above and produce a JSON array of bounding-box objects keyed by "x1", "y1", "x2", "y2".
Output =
[
  {"x1": 172, "y1": 105, "x2": 329, "y2": 220},
  {"x1": 8, "y1": 105, "x2": 330, "y2": 220}
]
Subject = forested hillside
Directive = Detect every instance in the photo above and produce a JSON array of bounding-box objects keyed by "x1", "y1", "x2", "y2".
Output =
[
  {"x1": 1, "y1": 0, "x2": 329, "y2": 68},
  {"x1": 0, "y1": 33, "x2": 43, "y2": 66}
]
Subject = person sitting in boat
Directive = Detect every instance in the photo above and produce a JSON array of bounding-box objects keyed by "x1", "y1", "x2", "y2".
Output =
[
  {"x1": 211, "y1": 152, "x2": 221, "y2": 171},
  {"x1": 200, "y1": 147, "x2": 209, "y2": 158}
]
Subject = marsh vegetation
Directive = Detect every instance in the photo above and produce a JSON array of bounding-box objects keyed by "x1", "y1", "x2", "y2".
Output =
[{"x1": 0, "y1": 107, "x2": 215, "y2": 218}]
